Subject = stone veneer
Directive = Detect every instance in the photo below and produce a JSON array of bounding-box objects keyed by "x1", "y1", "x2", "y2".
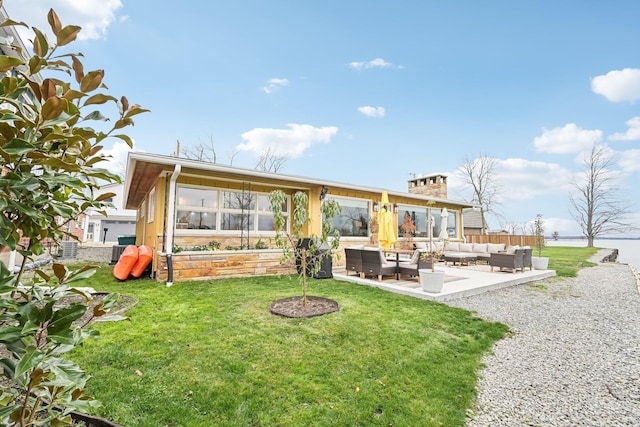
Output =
[{"x1": 155, "y1": 249, "x2": 296, "y2": 282}]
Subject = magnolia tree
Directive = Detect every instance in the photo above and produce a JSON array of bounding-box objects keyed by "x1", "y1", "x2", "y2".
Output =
[
  {"x1": 268, "y1": 190, "x2": 340, "y2": 307},
  {"x1": 0, "y1": 6, "x2": 146, "y2": 425}
]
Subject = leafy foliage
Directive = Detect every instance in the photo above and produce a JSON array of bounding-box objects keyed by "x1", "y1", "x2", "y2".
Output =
[
  {"x1": 0, "y1": 6, "x2": 144, "y2": 425},
  {"x1": 268, "y1": 190, "x2": 341, "y2": 306},
  {"x1": 533, "y1": 213, "x2": 545, "y2": 257}
]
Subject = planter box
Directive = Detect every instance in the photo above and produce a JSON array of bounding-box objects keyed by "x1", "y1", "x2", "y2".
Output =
[
  {"x1": 419, "y1": 269, "x2": 445, "y2": 293},
  {"x1": 156, "y1": 249, "x2": 296, "y2": 283}
]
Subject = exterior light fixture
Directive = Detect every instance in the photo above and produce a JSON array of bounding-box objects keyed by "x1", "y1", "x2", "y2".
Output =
[{"x1": 319, "y1": 186, "x2": 329, "y2": 200}]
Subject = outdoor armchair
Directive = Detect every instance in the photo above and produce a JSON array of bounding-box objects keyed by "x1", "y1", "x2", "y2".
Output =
[
  {"x1": 398, "y1": 249, "x2": 435, "y2": 279},
  {"x1": 344, "y1": 247, "x2": 363, "y2": 277},
  {"x1": 361, "y1": 248, "x2": 397, "y2": 281},
  {"x1": 489, "y1": 249, "x2": 525, "y2": 273}
]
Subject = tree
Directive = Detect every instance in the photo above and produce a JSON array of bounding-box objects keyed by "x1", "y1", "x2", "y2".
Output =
[
  {"x1": 458, "y1": 154, "x2": 502, "y2": 233},
  {"x1": 255, "y1": 146, "x2": 287, "y2": 172},
  {"x1": 181, "y1": 134, "x2": 217, "y2": 163},
  {"x1": 268, "y1": 190, "x2": 340, "y2": 307},
  {"x1": 569, "y1": 144, "x2": 635, "y2": 247},
  {"x1": 0, "y1": 7, "x2": 145, "y2": 424}
]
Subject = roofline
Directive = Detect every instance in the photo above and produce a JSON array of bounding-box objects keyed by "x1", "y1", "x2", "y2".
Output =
[{"x1": 125, "y1": 152, "x2": 477, "y2": 209}]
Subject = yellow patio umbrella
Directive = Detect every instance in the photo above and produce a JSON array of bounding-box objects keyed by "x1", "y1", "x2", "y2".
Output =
[{"x1": 378, "y1": 191, "x2": 396, "y2": 250}]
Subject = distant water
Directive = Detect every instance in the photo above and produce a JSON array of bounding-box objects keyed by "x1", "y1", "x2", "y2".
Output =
[{"x1": 546, "y1": 239, "x2": 640, "y2": 271}]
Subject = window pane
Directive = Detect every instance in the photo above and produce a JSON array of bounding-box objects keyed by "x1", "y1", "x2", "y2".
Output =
[
  {"x1": 397, "y1": 205, "x2": 428, "y2": 238},
  {"x1": 178, "y1": 187, "x2": 218, "y2": 209},
  {"x1": 176, "y1": 210, "x2": 217, "y2": 229},
  {"x1": 327, "y1": 196, "x2": 369, "y2": 237},
  {"x1": 223, "y1": 191, "x2": 255, "y2": 210},
  {"x1": 222, "y1": 213, "x2": 254, "y2": 230},
  {"x1": 258, "y1": 214, "x2": 275, "y2": 231}
]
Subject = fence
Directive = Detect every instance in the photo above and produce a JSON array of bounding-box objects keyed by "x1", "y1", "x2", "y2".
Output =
[{"x1": 464, "y1": 234, "x2": 539, "y2": 247}]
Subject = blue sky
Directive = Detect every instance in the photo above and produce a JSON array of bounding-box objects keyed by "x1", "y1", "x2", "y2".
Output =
[{"x1": 5, "y1": 1, "x2": 640, "y2": 237}]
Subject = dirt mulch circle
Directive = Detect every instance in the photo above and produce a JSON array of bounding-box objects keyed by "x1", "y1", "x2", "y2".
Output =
[{"x1": 269, "y1": 296, "x2": 339, "y2": 318}]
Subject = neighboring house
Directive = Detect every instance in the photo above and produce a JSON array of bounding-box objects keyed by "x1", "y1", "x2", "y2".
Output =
[
  {"x1": 83, "y1": 183, "x2": 137, "y2": 243},
  {"x1": 462, "y1": 209, "x2": 485, "y2": 235},
  {"x1": 123, "y1": 152, "x2": 476, "y2": 282}
]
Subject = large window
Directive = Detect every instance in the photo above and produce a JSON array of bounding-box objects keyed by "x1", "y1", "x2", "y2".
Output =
[
  {"x1": 175, "y1": 186, "x2": 285, "y2": 233},
  {"x1": 176, "y1": 187, "x2": 218, "y2": 229},
  {"x1": 397, "y1": 205, "x2": 428, "y2": 238},
  {"x1": 396, "y1": 205, "x2": 458, "y2": 239},
  {"x1": 327, "y1": 196, "x2": 369, "y2": 237}
]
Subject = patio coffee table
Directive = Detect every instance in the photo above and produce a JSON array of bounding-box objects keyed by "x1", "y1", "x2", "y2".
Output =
[{"x1": 444, "y1": 254, "x2": 477, "y2": 266}]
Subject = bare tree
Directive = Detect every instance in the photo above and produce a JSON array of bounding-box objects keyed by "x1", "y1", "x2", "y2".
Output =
[
  {"x1": 458, "y1": 154, "x2": 503, "y2": 234},
  {"x1": 181, "y1": 134, "x2": 217, "y2": 163},
  {"x1": 255, "y1": 146, "x2": 287, "y2": 172},
  {"x1": 569, "y1": 144, "x2": 635, "y2": 247},
  {"x1": 227, "y1": 149, "x2": 240, "y2": 166}
]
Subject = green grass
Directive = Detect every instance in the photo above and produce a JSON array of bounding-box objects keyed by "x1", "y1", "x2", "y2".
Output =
[
  {"x1": 541, "y1": 245, "x2": 599, "y2": 277},
  {"x1": 72, "y1": 267, "x2": 508, "y2": 427},
  {"x1": 68, "y1": 246, "x2": 596, "y2": 426}
]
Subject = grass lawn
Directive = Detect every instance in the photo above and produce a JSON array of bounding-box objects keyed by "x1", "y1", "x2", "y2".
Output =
[
  {"x1": 72, "y1": 267, "x2": 508, "y2": 427},
  {"x1": 542, "y1": 245, "x2": 599, "y2": 277},
  {"x1": 68, "y1": 245, "x2": 598, "y2": 426}
]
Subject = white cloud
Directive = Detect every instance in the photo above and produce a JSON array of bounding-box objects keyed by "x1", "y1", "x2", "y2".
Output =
[
  {"x1": 591, "y1": 68, "x2": 640, "y2": 102},
  {"x1": 618, "y1": 148, "x2": 640, "y2": 172},
  {"x1": 533, "y1": 123, "x2": 602, "y2": 154},
  {"x1": 358, "y1": 106, "x2": 385, "y2": 118},
  {"x1": 608, "y1": 116, "x2": 640, "y2": 141},
  {"x1": 348, "y1": 58, "x2": 403, "y2": 70},
  {"x1": 102, "y1": 140, "x2": 136, "y2": 176},
  {"x1": 238, "y1": 124, "x2": 339, "y2": 158},
  {"x1": 4, "y1": 0, "x2": 123, "y2": 41},
  {"x1": 495, "y1": 158, "x2": 574, "y2": 201},
  {"x1": 449, "y1": 158, "x2": 573, "y2": 204},
  {"x1": 263, "y1": 78, "x2": 289, "y2": 94}
]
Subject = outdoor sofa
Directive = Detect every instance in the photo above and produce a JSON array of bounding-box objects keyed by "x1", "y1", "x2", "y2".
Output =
[{"x1": 442, "y1": 242, "x2": 507, "y2": 263}]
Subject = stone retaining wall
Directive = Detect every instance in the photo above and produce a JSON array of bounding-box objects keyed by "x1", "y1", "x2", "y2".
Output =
[{"x1": 156, "y1": 249, "x2": 296, "y2": 282}]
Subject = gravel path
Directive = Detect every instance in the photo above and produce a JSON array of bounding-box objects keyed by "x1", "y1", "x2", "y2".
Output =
[{"x1": 447, "y1": 250, "x2": 640, "y2": 426}]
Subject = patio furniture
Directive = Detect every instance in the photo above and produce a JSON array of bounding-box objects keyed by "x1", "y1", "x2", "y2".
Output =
[
  {"x1": 398, "y1": 250, "x2": 434, "y2": 280},
  {"x1": 444, "y1": 253, "x2": 477, "y2": 266},
  {"x1": 489, "y1": 249, "x2": 525, "y2": 273},
  {"x1": 361, "y1": 248, "x2": 397, "y2": 281},
  {"x1": 522, "y1": 247, "x2": 533, "y2": 270},
  {"x1": 442, "y1": 241, "x2": 506, "y2": 263},
  {"x1": 344, "y1": 247, "x2": 363, "y2": 277}
]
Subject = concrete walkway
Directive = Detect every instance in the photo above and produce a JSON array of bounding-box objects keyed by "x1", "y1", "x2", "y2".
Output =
[{"x1": 333, "y1": 263, "x2": 556, "y2": 301}]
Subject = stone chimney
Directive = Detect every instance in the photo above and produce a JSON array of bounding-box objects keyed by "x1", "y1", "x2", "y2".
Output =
[{"x1": 408, "y1": 174, "x2": 448, "y2": 199}]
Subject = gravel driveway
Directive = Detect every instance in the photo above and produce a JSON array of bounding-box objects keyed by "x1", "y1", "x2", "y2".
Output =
[{"x1": 448, "y1": 250, "x2": 640, "y2": 426}]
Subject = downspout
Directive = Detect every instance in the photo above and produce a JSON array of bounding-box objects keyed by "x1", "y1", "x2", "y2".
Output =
[{"x1": 165, "y1": 164, "x2": 181, "y2": 287}]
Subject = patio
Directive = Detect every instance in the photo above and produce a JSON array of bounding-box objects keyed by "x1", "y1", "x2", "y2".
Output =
[{"x1": 333, "y1": 263, "x2": 556, "y2": 301}]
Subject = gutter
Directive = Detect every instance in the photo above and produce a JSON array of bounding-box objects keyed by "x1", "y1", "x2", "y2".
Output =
[{"x1": 165, "y1": 164, "x2": 181, "y2": 287}]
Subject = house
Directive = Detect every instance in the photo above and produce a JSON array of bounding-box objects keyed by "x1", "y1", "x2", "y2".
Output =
[
  {"x1": 123, "y1": 152, "x2": 476, "y2": 283},
  {"x1": 83, "y1": 183, "x2": 137, "y2": 243}
]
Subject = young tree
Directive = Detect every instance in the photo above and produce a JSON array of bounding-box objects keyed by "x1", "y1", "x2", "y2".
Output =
[
  {"x1": 458, "y1": 154, "x2": 503, "y2": 233},
  {"x1": 268, "y1": 190, "x2": 340, "y2": 307},
  {"x1": 0, "y1": 7, "x2": 145, "y2": 424},
  {"x1": 569, "y1": 144, "x2": 635, "y2": 247}
]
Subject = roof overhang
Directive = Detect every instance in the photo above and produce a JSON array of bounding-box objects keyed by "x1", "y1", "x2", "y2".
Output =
[{"x1": 124, "y1": 152, "x2": 477, "y2": 210}]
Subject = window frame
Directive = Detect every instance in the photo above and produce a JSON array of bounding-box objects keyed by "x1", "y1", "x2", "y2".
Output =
[{"x1": 174, "y1": 184, "x2": 288, "y2": 235}]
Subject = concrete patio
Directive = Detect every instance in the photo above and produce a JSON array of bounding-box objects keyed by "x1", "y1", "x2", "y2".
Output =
[{"x1": 332, "y1": 263, "x2": 556, "y2": 301}]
